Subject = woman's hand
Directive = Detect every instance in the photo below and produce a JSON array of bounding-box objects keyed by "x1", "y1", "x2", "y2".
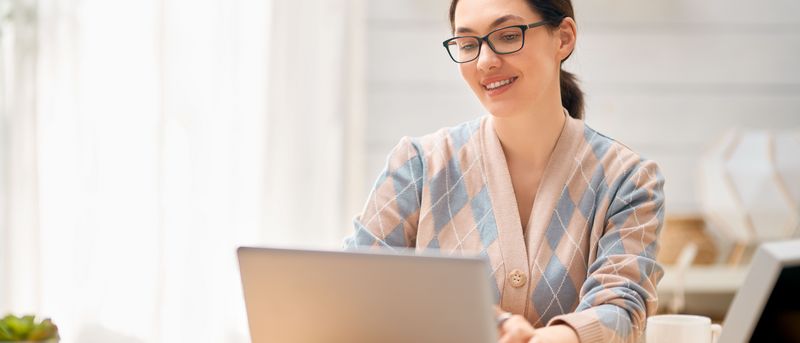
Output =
[
  {"x1": 495, "y1": 306, "x2": 535, "y2": 343},
  {"x1": 497, "y1": 312, "x2": 536, "y2": 343},
  {"x1": 495, "y1": 306, "x2": 580, "y2": 343}
]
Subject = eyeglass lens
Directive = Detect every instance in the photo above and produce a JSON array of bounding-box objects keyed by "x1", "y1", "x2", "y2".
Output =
[{"x1": 446, "y1": 26, "x2": 524, "y2": 63}]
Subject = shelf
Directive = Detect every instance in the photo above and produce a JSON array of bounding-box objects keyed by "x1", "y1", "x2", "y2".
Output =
[
  {"x1": 658, "y1": 265, "x2": 748, "y2": 294},
  {"x1": 656, "y1": 265, "x2": 750, "y2": 319}
]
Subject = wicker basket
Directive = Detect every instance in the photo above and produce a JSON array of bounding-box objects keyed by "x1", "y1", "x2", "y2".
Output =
[{"x1": 657, "y1": 215, "x2": 718, "y2": 265}]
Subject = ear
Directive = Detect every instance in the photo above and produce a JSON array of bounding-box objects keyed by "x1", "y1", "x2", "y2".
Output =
[{"x1": 556, "y1": 17, "x2": 577, "y2": 61}]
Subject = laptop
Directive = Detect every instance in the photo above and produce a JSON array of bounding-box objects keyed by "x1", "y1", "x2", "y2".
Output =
[
  {"x1": 719, "y1": 239, "x2": 800, "y2": 342},
  {"x1": 237, "y1": 246, "x2": 498, "y2": 343}
]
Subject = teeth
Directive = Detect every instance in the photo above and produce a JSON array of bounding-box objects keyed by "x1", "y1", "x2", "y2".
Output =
[{"x1": 485, "y1": 78, "x2": 514, "y2": 90}]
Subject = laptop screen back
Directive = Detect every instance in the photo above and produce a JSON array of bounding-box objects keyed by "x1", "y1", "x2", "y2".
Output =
[
  {"x1": 749, "y1": 265, "x2": 800, "y2": 342},
  {"x1": 237, "y1": 247, "x2": 498, "y2": 343}
]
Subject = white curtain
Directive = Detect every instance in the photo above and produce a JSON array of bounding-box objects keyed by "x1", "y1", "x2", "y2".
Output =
[
  {"x1": 264, "y1": 0, "x2": 365, "y2": 247},
  {"x1": 0, "y1": 0, "x2": 364, "y2": 342}
]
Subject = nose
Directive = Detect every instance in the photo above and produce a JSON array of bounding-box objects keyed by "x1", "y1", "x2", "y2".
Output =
[{"x1": 476, "y1": 40, "x2": 501, "y2": 71}]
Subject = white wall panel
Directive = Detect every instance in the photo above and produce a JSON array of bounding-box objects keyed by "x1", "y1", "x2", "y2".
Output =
[
  {"x1": 368, "y1": 89, "x2": 800, "y2": 142},
  {"x1": 574, "y1": 32, "x2": 800, "y2": 86},
  {"x1": 369, "y1": 28, "x2": 800, "y2": 85},
  {"x1": 369, "y1": 0, "x2": 800, "y2": 25}
]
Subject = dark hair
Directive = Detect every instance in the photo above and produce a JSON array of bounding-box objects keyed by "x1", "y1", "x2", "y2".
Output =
[{"x1": 448, "y1": 0, "x2": 584, "y2": 119}]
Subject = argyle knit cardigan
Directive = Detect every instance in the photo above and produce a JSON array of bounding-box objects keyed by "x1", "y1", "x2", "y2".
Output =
[{"x1": 344, "y1": 113, "x2": 665, "y2": 343}]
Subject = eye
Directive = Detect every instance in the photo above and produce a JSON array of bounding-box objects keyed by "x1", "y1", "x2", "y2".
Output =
[
  {"x1": 501, "y1": 33, "x2": 521, "y2": 41},
  {"x1": 460, "y1": 43, "x2": 477, "y2": 51}
]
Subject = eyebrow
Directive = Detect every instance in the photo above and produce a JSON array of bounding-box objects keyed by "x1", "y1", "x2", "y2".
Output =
[{"x1": 455, "y1": 14, "x2": 526, "y2": 34}]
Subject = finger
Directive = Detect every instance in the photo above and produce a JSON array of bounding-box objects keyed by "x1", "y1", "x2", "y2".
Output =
[
  {"x1": 498, "y1": 335, "x2": 518, "y2": 343},
  {"x1": 506, "y1": 316, "x2": 533, "y2": 332},
  {"x1": 501, "y1": 316, "x2": 536, "y2": 341},
  {"x1": 498, "y1": 330, "x2": 527, "y2": 343},
  {"x1": 527, "y1": 336, "x2": 542, "y2": 343},
  {"x1": 498, "y1": 328, "x2": 531, "y2": 343},
  {"x1": 496, "y1": 312, "x2": 513, "y2": 334},
  {"x1": 496, "y1": 313, "x2": 518, "y2": 336}
]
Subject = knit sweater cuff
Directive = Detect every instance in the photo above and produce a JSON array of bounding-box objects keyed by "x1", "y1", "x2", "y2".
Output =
[{"x1": 547, "y1": 310, "x2": 604, "y2": 343}]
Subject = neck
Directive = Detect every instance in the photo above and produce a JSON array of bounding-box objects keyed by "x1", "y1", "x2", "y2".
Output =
[{"x1": 492, "y1": 103, "x2": 567, "y2": 170}]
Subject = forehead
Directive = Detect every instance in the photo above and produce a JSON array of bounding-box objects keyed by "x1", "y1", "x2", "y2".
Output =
[{"x1": 453, "y1": 0, "x2": 539, "y2": 31}]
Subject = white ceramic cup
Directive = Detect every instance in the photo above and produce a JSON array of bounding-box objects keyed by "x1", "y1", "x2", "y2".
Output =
[{"x1": 646, "y1": 315, "x2": 722, "y2": 343}]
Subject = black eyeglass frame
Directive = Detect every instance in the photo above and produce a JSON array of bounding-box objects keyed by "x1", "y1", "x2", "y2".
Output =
[{"x1": 442, "y1": 20, "x2": 554, "y2": 63}]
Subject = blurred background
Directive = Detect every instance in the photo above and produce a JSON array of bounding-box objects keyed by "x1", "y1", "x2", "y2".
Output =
[{"x1": 1, "y1": 0, "x2": 798, "y2": 342}]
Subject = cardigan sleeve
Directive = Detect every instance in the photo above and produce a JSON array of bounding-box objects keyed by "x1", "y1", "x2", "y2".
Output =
[
  {"x1": 547, "y1": 160, "x2": 665, "y2": 343},
  {"x1": 343, "y1": 136, "x2": 424, "y2": 250}
]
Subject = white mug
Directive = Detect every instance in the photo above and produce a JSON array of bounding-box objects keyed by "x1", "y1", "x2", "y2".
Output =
[{"x1": 646, "y1": 314, "x2": 722, "y2": 343}]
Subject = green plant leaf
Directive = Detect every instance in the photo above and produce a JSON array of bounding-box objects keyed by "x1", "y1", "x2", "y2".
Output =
[
  {"x1": 0, "y1": 321, "x2": 15, "y2": 340},
  {"x1": 28, "y1": 318, "x2": 58, "y2": 340},
  {"x1": 5, "y1": 315, "x2": 31, "y2": 339},
  {"x1": 0, "y1": 314, "x2": 59, "y2": 341}
]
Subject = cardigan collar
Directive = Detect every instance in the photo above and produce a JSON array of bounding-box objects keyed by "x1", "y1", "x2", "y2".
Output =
[{"x1": 479, "y1": 110, "x2": 584, "y2": 313}]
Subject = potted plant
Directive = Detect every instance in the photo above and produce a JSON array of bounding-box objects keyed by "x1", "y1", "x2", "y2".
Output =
[{"x1": 0, "y1": 314, "x2": 59, "y2": 342}]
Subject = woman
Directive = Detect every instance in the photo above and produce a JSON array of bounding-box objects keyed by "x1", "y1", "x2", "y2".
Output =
[{"x1": 344, "y1": 0, "x2": 665, "y2": 342}]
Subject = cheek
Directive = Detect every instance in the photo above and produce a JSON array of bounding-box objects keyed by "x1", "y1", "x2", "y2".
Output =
[
  {"x1": 519, "y1": 35, "x2": 557, "y2": 66},
  {"x1": 517, "y1": 48, "x2": 557, "y2": 83},
  {"x1": 458, "y1": 64, "x2": 481, "y2": 90},
  {"x1": 458, "y1": 64, "x2": 473, "y2": 82}
]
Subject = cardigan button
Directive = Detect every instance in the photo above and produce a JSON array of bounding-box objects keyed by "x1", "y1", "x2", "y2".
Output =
[{"x1": 508, "y1": 269, "x2": 527, "y2": 288}]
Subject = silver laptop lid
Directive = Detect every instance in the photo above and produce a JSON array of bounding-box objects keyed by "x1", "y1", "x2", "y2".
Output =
[{"x1": 238, "y1": 246, "x2": 498, "y2": 343}]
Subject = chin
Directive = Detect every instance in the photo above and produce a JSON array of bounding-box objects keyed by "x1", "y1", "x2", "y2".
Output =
[{"x1": 480, "y1": 99, "x2": 523, "y2": 118}]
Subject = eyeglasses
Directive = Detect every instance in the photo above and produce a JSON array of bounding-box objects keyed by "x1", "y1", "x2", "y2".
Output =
[{"x1": 442, "y1": 20, "x2": 551, "y2": 63}]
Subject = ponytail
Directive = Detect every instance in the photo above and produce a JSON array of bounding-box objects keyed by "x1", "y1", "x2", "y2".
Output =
[{"x1": 559, "y1": 69, "x2": 583, "y2": 119}]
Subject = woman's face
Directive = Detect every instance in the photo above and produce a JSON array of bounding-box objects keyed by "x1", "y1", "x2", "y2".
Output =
[{"x1": 453, "y1": 0, "x2": 566, "y2": 118}]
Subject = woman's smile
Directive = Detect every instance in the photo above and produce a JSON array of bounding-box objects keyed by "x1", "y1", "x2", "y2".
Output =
[{"x1": 481, "y1": 75, "x2": 518, "y2": 96}]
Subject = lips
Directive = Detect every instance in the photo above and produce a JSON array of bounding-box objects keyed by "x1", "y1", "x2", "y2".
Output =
[
  {"x1": 483, "y1": 77, "x2": 518, "y2": 90},
  {"x1": 480, "y1": 76, "x2": 518, "y2": 96}
]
